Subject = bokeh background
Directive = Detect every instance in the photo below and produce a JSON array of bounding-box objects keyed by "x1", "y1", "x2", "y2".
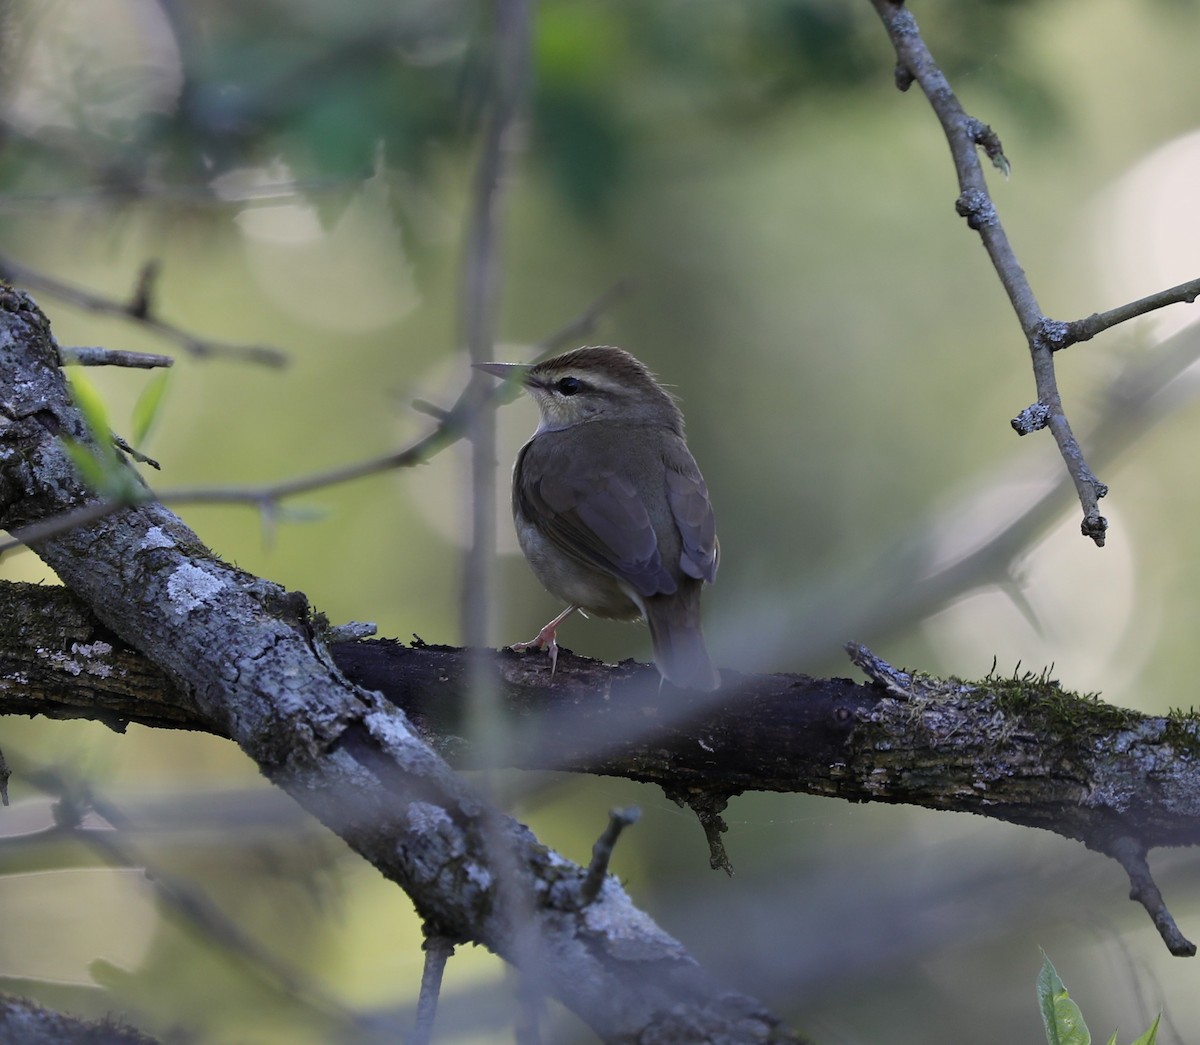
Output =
[{"x1": 2, "y1": 0, "x2": 1199, "y2": 1041}]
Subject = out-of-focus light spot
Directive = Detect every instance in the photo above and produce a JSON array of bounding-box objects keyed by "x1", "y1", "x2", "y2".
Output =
[
  {"x1": 923, "y1": 487, "x2": 1152, "y2": 700},
  {"x1": 3, "y1": 0, "x2": 182, "y2": 140},
  {"x1": 232, "y1": 160, "x2": 421, "y2": 332},
  {"x1": 1096, "y1": 129, "x2": 1200, "y2": 341}
]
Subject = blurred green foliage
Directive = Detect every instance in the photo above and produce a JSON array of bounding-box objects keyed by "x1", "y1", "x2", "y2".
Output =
[{"x1": 0, "y1": 0, "x2": 1059, "y2": 220}]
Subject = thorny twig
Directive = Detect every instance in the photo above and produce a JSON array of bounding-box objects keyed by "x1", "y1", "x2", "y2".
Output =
[{"x1": 0, "y1": 251, "x2": 286, "y2": 368}]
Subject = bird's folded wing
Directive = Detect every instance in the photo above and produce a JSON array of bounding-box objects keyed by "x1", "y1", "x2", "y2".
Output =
[
  {"x1": 519, "y1": 444, "x2": 677, "y2": 598},
  {"x1": 665, "y1": 447, "x2": 718, "y2": 583}
]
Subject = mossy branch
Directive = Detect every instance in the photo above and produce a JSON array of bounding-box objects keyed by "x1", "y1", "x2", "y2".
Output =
[{"x1": 4, "y1": 577, "x2": 1198, "y2": 955}]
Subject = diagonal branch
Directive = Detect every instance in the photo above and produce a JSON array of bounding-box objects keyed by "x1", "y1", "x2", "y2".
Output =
[{"x1": 0, "y1": 289, "x2": 804, "y2": 1045}]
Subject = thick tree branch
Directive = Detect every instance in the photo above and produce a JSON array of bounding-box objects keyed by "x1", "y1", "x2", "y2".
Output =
[
  {"x1": 5, "y1": 577, "x2": 1199, "y2": 955},
  {"x1": 0, "y1": 291, "x2": 801, "y2": 1045}
]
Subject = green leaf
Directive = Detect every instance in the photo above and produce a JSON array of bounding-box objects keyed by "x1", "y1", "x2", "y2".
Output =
[
  {"x1": 1038, "y1": 954, "x2": 1091, "y2": 1045},
  {"x1": 1104, "y1": 1034, "x2": 1117, "y2": 1045},
  {"x1": 89, "y1": 957, "x2": 133, "y2": 991},
  {"x1": 1129, "y1": 1013, "x2": 1161, "y2": 1045},
  {"x1": 130, "y1": 370, "x2": 170, "y2": 448},
  {"x1": 61, "y1": 437, "x2": 110, "y2": 491},
  {"x1": 66, "y1": 371, "x2": 113, "y2": 456}
]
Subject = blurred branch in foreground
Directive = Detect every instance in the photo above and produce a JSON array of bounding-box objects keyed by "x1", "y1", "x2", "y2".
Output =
[{"x1": 0, "y1": 254, "x2": 287, "y2": 367}]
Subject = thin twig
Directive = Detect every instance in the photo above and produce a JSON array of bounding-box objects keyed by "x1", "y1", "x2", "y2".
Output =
[
  {"x1": 579, "y1": 806, "x2": 641, "y2": 906},
  {"x1": 0, "y1": 282, "x2": 627, "y2": 560},
  {"x1": 456, "y1": 8, "x2": 551, "y2": 1039},
  {"x1": 111, "y1": 433, "x2": 161, "y2": 470},
  {"x1": 514, "y1": 978, "x2": 544, "y2": 1045},
  {"x1": 407, "y1": 933, "x2": 455, "y2": 1045},
  {"x1": 459, "y1": 0, "x2": 531, "y2": 650},
  {"x1": 0, "y1": 497, "x2": 148, "y2": 557},
  {"x1": 1107, "y1": 836, "x2": 1196, "y2": 957},
  {"x1": 1062, "y1": 276, "x2": 1200, "y2": 347},
  {"x1": 868, "y1": 0, "x2": 1108, "y2": 544},
  {"x1": 19, "y1": 765, "x2": 376, "y2": 1032},
  {"x1": 0, "y1": 251, "x2": 287, "y2": 367},
  {"x1": 58, "y1": 346, "x2": 175, "y2": 369}
]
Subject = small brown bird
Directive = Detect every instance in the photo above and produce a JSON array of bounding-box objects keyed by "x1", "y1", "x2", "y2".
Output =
[{"x1": 475, "y1": 345, "x2": 720, "y2": 690}]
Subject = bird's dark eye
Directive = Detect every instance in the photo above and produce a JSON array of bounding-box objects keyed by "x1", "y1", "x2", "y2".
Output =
[{"x1": 556, "y1": 376, "x2": 581, "y2": 396}]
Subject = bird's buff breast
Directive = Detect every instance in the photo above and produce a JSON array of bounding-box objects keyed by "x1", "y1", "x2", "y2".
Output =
[{"x1": 514, "y1": 514, "x2": 643, "y2": 621}]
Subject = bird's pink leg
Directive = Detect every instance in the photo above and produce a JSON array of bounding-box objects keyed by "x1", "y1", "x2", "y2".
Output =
[{"x1": 511, "y1": 605, "x2": 579, "y2": 676}]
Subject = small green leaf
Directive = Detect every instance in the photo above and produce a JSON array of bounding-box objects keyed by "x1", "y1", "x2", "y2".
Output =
[
  {"x1": 61, "y1": 436, "x2": 147, "y2": 503},
  {"x1": 1129, "y1": 1013, "x2": 1161, "y2": 1045},
  {"x1": 130, "y1": 370, "x2": 170, "y2": 448},
  {"x1": 88, "y1": 958, "x2": 132, "y2": 991},
  {"x1": 61, "y1": 438, "x2": 109, "y2": 491},
  {"x1": 66, "y1": 371, "x2": 115, "y2": 459},
  {"x1": 1038, "y1": 953, "x2": 1091, "y2": 1045},
  {"x1": 1105, "y1": 1033, "x2": 1118, "y2": 1045}
]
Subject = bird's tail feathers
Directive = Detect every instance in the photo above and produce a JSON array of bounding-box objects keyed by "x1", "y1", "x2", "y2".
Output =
[{"x1": 644, "y1": 592, "x2": 720, "y2": 691}]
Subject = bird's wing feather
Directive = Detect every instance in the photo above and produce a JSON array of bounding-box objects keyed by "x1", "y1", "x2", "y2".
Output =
[
  {"x1": 518, "y1": 436, "x2": 677, "y2": 597},
  {"x1": 664, "y1": 443, "x2": 718, "y2": 583}
]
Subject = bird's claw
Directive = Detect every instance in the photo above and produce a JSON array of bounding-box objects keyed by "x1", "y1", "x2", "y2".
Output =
[
  {"x1": 510, "y1": 627, "x2": 560, "y2": 678},
  {"x1": 508, "y1": 606, "x2": 578, "y2": 682}
]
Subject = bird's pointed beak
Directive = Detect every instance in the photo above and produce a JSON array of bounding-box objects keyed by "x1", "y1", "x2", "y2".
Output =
[{"x1": 473, "y1": 361, "x2": 533, "y2": 385}]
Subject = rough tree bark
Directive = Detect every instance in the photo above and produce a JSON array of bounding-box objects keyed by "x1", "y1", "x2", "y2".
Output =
[{"x1": 0, "y1": 288, "x2": 806, "y2": 1043}]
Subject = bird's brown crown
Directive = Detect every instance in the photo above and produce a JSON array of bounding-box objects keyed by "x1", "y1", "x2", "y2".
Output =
[{"x1": 527, "y1": 346, "x2": 685, "y2": 433}]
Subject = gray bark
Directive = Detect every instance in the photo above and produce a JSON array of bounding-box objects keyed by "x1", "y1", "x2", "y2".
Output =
[{"x1": 0, "y1": 287, "x2": 804, "y2": 1044}]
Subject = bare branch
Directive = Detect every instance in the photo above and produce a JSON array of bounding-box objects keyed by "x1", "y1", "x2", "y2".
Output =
[
  {"x1": 408, "y1": 933, "x2": 456, "y2": 1045},
  {"x1": 1107, "y1": 836, "x2": 1197, "y2": 957},
  {"x1": 868, "y1": 0, "x2": 1108, "y2": 544},
  {"x1": 1, "y1": 497, "x2": 149, "y2": 559},
  {"x1": 459, "y1": 0, "x2": 532, "y2": 650},
  {"x1": 1063, "y1": 276, "x2": 1200, "y2": 347},
  {"x1": 9, "y1": 578, "x2": 1200, "y2": 956},
  {"x1": 17, "y1": 763, "x2": 371, "y2": 1030},
  {"x1": 579, "y1": 806, "x2": 641, "y2": 906},
  {"x1": 58, "y1": 346, "x2": 175, "y2": 369},
  {"x1": 0, "y1": 252, "x2": 287, "y2": 367},
  {"x1": 0, "y1": 282, "x2": 628, "y2": 560},
  {"x1": 111, "y1": 433, "x2": 161, "y2": 470}
]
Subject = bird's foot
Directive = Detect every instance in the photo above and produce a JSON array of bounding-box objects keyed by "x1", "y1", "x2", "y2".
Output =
[
  {"x1": 510, "y1": 625, "x2": 560, "y2": 675},
  {"x1": 508, "y1": 606, "x2": 578, "y2": 679}
]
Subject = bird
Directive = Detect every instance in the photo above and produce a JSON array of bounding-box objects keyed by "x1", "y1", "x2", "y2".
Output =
[{"x1": 474, "y1": 345, "x2": 720, "y2": 690}]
